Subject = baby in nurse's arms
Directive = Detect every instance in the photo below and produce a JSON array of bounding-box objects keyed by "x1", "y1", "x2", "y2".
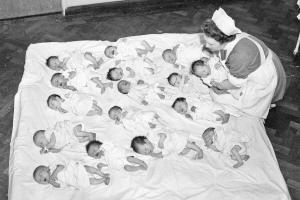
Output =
[
  {"x1": 33, "y1": 161, "x2": 110, "y2": 188},
  {"x1": 162, "y1": 43, "x2": 203, "y2": 70},
  {"x1": 104, "y1": 40, "x2": 155, "y2": 59},
  {"x1": 191, "y1": 51, "x2": 244, "y2": 99},
  {"x1": 202, "y1": 127, "x2": 250, "y2": 168},
  {"x1": 117, "y1": 80, "x2": 165, "y2": 106},
  {"x1": 33, "y1": 120, "x2": 96, "y2": 154},
  {"x1": 47, "y1": 93, "x2": 103, "y2": 116},
  {"x1": 130, "y1": 132, "x2": 203, "y2": 159},
  {"x1": 50, "y1": 71, "x2": 113, "y2": 94},
  {"x1": 86, "y1": 140, "x2": 148, "y2": 172},
  {"x1": 108, "y1": 105, "x2": 164, "y2": 133},
  {"x1": 46, "y1": 51, "x2": 104, "y2": 73},
  {"x1": 171, "y1": 97, "x2": 234, "y2": 124}
]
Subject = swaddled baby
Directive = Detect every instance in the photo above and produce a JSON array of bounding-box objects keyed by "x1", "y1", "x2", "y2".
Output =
[
  {"x1": 86, "y1": 140, "x2": 148, "y2": 172},
  {"x1": 202, "y1": 127, "x2": 250, "y2": 168},
  {"x1": 33, "y1": 120, "x2": 96, "y2": 154},
  {"x1": 131, "y1": 132, "x2": 203, "y2": 159},
  {"x1": 108, "y1": 105, "x2": 165, "y2": 134},
  {"x1": 33, "y1": 161, "x2": 110, "y2": 188},
  {"x1": 47, "y1": 92, "x2": 103, "y2": 116}
]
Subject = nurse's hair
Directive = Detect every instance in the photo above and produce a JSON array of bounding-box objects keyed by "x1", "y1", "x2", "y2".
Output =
[{"x1": 201, "y1": 19, "x2": 236, "y2": 44}]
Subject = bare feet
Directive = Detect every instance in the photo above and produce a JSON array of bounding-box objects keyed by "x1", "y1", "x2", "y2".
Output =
[
  {"x1": 242, "y1": 155, "x2": 250, "y2": 161},
  {"x1": 104, "y1": 176, "x2": 110, "y2": 185},
  {"x1": 233, "y1": 162, "x2": 243, "y2": 168}
]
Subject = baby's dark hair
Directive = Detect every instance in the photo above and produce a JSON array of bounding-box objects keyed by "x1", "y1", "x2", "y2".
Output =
[
  {"x1": 51, "y1": 73, "x2": 63, "y2": 84},
  {"x1": 131, "y1": 136, "x2": 147, "y2": 153},
  {"x1": 167, "y1": 72, "x2": 180, "y2": 86},
  {"x1": 202, "y1": 127, "x2": 215, "y2": 138},
  {"x1": 171, "y1": 97, "x2": 186, "y2": 108},
  {"x1": 108, "y1": 105, "x2": 122, "y2": 116},
  {"x1": 107, "y1": 67, "x2": 120, "y2": 81},
  {"x1": 117, "y1": 80, "x2": 130, "y2": 94},
  {"x1": 33, "y1": 130, "x2": 45, "y2": 146},
  {"x1": 86, "y1": 140, "x2": 103, "y2": 153},
  {"x1": 191, "y1": 60, "x2": 205, "y2": 75},
  {"x1": 47, "y1": 94, "x2": 61, "y2": 107},
  {"x1": 46, "y1": 56, "x2": 58, "y2": 67},
  {"x1": 33, "y1": 165, "x2": 47, "y2": 181}
]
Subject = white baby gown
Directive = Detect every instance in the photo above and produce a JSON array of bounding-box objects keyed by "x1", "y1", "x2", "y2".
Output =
[
  {"x1": 44, "y1": 120, "x2": 80, "y2": 149},
  {"x1": 68, "y1": 69, "x2": 100, "y2": 94},
  {"x1": 176, "y1": 43, "x2": 204, "y2": 68},
  {"x1": 61, "y1": 92, "x2": 94, "y2": 116},
  {"x1": 54, "y1": 161, "x2": 90, "y2": 189}
]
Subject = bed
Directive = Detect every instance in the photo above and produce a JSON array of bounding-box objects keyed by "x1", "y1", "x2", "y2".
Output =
[{"x1": 8, "y1": 33, "x2": 291, "y2": 200}]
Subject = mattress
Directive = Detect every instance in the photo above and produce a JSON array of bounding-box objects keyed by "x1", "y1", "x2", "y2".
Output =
[{"x1": 8, "y1": 33, "x2": 291, "y2": 200}]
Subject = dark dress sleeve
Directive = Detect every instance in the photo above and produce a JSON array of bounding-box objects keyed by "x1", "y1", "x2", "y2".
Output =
[{"x1": 225, "y1": 38, "x2": 261, "y2": 79}]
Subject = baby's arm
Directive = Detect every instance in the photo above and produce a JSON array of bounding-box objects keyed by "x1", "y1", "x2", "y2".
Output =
[
  {"x1": 211, "y1": 79, "x2": 240, "y2": 90},
  {"x1": 50, "y1": 164, "x2": 65, "y2": 187},
  {"x1": 157, "y1": 133, "x2": 167, "y2": 149},
  {"x1": 73, "y1": 124, "x2": 96, "y2": 142},
  {"x1": 185, "y1": 141, "x2": 203, "y2": 160},
  {"x1": 213, "y1": 110, "x2": 230, "y2": 124},
  {"x1": 150, "y1": 151, "x2": 163, "y2": 158},
  {"x1": 46, "y1": 132, "x2": 56, "y2": 149}
]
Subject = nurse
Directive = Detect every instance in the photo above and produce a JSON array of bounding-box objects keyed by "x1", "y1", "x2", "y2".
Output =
[{"x1": 200, "y1": 8, "x2": 286, "y2": 119}]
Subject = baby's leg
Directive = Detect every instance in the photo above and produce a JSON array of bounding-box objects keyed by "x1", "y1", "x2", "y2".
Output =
[
  {"x1": 241, "y1": 154, "x2": 250, "y2": 161},
  {"x1": 157, "y1": 93, "x2": 165, "y2": 100},
  {"x1": 84, "y1": 52, "x2": 98, "y2": 65},
  {"x1": 89, "y1": 177, "x2": 110, "y2": 185},
  {"x1": 231, "y1": 145, "x2": 244, "y2": 168},
  {"x1": 179, "y1": 147, "x2": 191, "y2": 156},
  {"x1": 136, "y1": 48, "x2": 148, "y2": 57},
  {"x1": 141, "y1": 40, "x2": 155, "y2": 52},
  {"x1": 73, "y1": 124, "x2": 96, "y2": 141},
  {"x1": 126, "y1": 156, "x2": 147, "y2": 170},
  {"x1": 84, "y1": 165, "x2": 109, "y2": 178},
  {"x1": 91, "y1": 100, "x2": 103, "y2": 116}
]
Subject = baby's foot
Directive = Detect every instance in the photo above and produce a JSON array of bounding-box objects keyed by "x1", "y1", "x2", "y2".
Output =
[
  {"x1": 148, "y1": 122, "x2": 156, "y2": 129},
  {"x1": 157, "y1": 93, "x2": 165, "y2": 99},
  {"x1": 100, "y1": 86, "x2": 106, "y2": 94},
  {"x1": 138, "y1": 164, "x2": 148, "y2": 171},
  {"x1": 104, "y1": 176, "x2": 110, "y2": 185},
  {"x1": 233, "y1": 162, "x2": 243, "y2": 168},
  {"x1": 242, "y1": 155, "x2": 250, "y2": 161}
]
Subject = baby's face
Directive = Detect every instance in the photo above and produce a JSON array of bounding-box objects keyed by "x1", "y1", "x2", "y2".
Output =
[
  {"x1": 34, "y1": 132, "x2": 49, "y2": 148},
  {"x1": 203, "y1": 130, "x2": 215, "y2": 147},
  {"x1": 48, "y1": 57, "x2": 62, "y2": 71},
  {"x1": 87, "y1": 144, "x2": 103, "y2": 159},
  {"x1": 35, "y1": 167, "x2": 51, "y2": 185},
  {"x1": 163, "y1": 51, "x2": 177, "y2": 64},
  {"x1": 169, "y1": 75, "x2": 182, "y2": 87},
  {"x1": 111, "y1": 68, "x2": 123, "y2": 81},
  {"x1": 109, "y1": 108, "x2": 122, "y2": 122},
  {"x1": 49, "y1": 97, "x2": 63, "y2": 111},
  {"x1": 105, "y1": 46, "x2": 118, "y2": 58},
  {"x1": 194, "y1": 64, "x2": 211, "y2": 78},
  {"x1": 136, "y1": 139, "x2": 154, "y2": 155},
  {"x1": 51, "y1": 74, "x2": 68, "y2": 88},
  {"x1": 173, "y1": 101, "x2": 188, "y2": 115},
  {"x1": 119, "y1": 80, "x2": 131, "y2": 94}
]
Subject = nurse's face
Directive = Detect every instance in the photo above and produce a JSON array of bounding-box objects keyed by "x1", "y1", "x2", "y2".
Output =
[{"x1": 203, "y1": 34, "x2": 223, "y2": 52}]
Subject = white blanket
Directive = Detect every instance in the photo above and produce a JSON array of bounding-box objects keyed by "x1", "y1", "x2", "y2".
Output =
[{"x1": 9, "y1": 34, "x2": 290, "y2": 200}]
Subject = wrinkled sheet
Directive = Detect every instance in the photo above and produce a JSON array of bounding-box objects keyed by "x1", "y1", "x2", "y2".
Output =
[{"x1": 9, "y1": 33, "x2": 291, "y2": 200}]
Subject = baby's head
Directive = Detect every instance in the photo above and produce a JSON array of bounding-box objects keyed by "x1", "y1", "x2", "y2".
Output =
[
  {"x1": 162, "y1": 49, "x2": 177, "y2": 64},
  {"x1": 104, "y1": 45, "x2": 118, "y2": 58},
  {"x1": 117, "y1": 80, "x2": 131, "y2": 94},
  {"x1": 86, "y1": 140, "x2": 103, "y2": 159},
  {"x1": 108, "y1": 106, "x2": 122, "y2": 121},
  {"x1": 202, "y1": 127, "x2": 216, "y2": 147},
  {"x1": 47, "y1": 94, "x2": 63, "y2": 111},
  {"x1": 131, "y1": 136, "x2": 154, "y2": 155},
  {"x1": 33, "y1": 130, "x2": 49, "y2": 149},
  {"x1": 172, "y1": 97, "x2": 188, "y2": 115},
  {"x1": 46, "y1": 56, "x2": 61, "y2": 71},
  {"x1": 33, "y1": 165, "x2": 51, "y2": 185},
  {"x1": 107, "y1": 67, "x2": 123, "y2": 81},
  {"x1": 167, "y1": 72, "x2": 182, "y2": 87},
  {"x1": 51, "y1": 73, "x2": 68, "y2": 88},
  {"x1": 191, "y1": 59, "x2": 211, "y2": 78}
]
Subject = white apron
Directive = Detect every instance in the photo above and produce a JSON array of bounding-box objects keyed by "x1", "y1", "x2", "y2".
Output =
[{"x1": 211, "y1": 33, "x2": 278, "y2": 119}]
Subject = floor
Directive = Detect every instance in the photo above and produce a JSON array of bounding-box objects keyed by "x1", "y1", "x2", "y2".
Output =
[{"x1": 0, "y1": 0, "x2": 300, "y2": 199}]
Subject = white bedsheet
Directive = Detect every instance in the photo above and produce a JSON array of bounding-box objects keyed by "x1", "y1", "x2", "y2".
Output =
[{"x1": 9, "y1": 34, "x2": 291, "y2": 200}]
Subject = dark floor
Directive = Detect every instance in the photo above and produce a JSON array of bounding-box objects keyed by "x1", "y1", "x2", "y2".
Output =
[{"x1": 1, "y1": 0, "x2": 300, "y2": 199}]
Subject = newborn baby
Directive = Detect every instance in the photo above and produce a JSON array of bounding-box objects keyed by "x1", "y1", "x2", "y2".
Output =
[
  {"x1": 131, "y1": 132, "x2": 203, "y2": 159},
  {"x1": 86, "y1": 140, "x2": 148, "y2": 172},
  {"x1": 33, "y1": 120, "x2": 96, "y2": 154},
  {"x1": 202, "y1": 127, "x2": 250, "y2": 168},
  {"x1": 33, "y1": 161, "x2": 110, "y2": 188},
  {"x1": 47, "y1": 93, "x2": 102, "y2": 116}
]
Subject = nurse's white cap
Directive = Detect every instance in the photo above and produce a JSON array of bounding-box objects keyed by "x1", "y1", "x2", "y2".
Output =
[{"x1": 212, "y1": 7, "x2": 241, "y2": 36}]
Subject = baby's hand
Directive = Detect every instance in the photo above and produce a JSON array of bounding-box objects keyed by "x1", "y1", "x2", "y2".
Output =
[
  {"x1": 115, "y1": 60, "x2": 122, "y2": 65},
  {"x1": 185, "y1": 113, "x2": 193, "y2": 120},
  {"x1": 139, "y1": 160, "x2": 148, "y2": 170},
  {"x1": 145, "y1": 67, "x2": 155, "y2": 74},
  {"x1": 141, "y1": 100, "x2": 148, "y2": 106},
  {"x1": 210, "y1": 80, "x2": 221, "y2": 88},
  {"x1": 194, "y1": 149, "x2": 204, "y2": 160},
  {"x1": 148, "y1": 122, "x2": 156, "y2": 129},
  {"x1": 154, "y1": 113, "x2": 160, "y2": 119},
  {"x1": 214, "y1": 110, "x2": 230, "y2": 124},
  {"x1": 190, "y1": 106, "x2": 197, "y2": 112}
]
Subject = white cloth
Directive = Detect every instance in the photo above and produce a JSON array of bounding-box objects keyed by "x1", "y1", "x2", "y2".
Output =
[
  {"x1": 176, "y1": 43, "x2": 203, "y2": 68},
  {"x1": 61, "y1": 93, "x2": 94, "y2": 116},
  {"x1": 55, "y1": 161, "x2": 90, "y2": 189},
  {"x1": 44, "y1": 120, "x2": 79, "y2": 149}
]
